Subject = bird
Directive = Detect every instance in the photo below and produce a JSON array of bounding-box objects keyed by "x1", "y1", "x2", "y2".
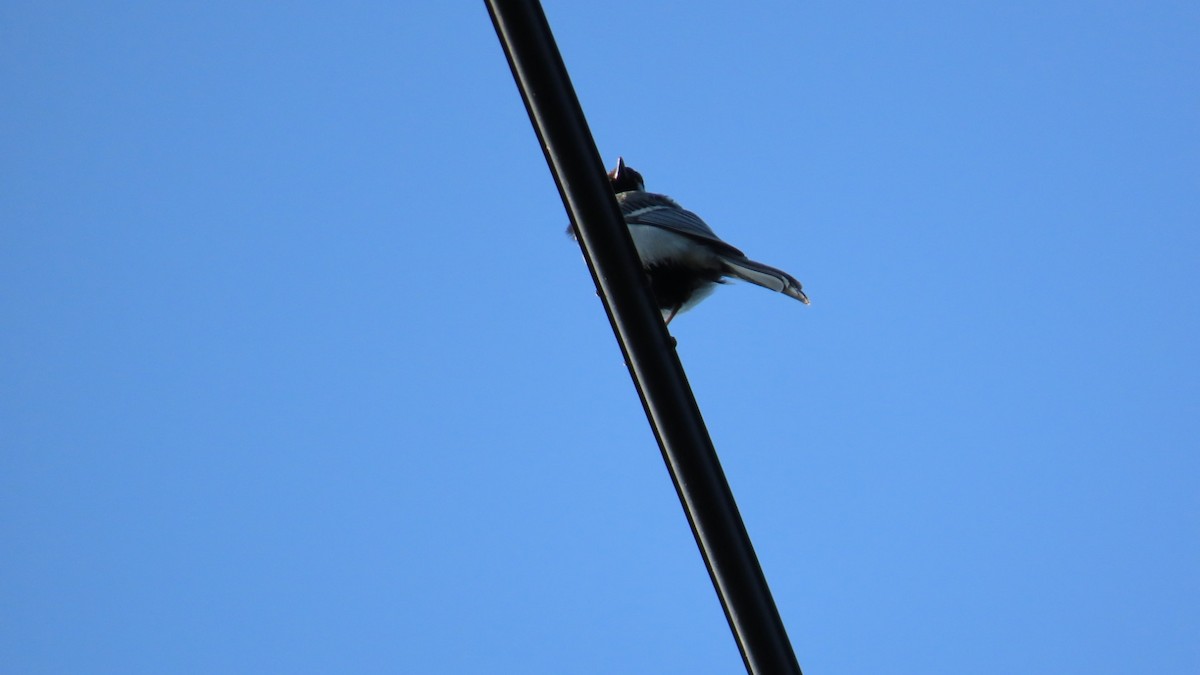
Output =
[{"x1": 569, "y1": 157, "x2": 810, "y2": 324}]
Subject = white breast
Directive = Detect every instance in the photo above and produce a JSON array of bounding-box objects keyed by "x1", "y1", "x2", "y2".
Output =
[{"x1": 628, "y1": 223, "x2": 721, "y2": 268}]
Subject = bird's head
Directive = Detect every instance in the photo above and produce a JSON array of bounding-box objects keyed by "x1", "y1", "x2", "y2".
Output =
[{"x1": 608, "y1": 157, "x2": 645, "y2": 194}]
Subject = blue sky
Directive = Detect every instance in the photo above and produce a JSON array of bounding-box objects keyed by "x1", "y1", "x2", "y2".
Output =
[{"x1": 2, "y1": 2, "x2": 1197, "y2": 673}]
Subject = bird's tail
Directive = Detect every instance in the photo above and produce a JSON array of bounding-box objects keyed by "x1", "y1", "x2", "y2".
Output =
[{"x1": 720, "y1": 256, "x2": 811, "y2": 305}]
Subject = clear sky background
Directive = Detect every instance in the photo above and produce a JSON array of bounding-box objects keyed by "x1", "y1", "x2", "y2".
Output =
[{"x1": 3, "y1": 2, "x2": 1197, "y2": 673}]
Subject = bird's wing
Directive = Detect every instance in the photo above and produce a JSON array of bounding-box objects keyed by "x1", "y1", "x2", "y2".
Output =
[{"x1": 617, "y1": 192, "x2": 745, "y2": 257}]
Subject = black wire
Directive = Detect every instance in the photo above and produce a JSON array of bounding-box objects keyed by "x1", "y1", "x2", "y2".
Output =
[{"x1": 484, "y1": 2, "x2": 803, "y2": 672}]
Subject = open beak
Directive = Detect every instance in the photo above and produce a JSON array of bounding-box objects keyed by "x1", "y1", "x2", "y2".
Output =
[{"x1": 608, "y1": 156, "x2": 626, "y2": 180}]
